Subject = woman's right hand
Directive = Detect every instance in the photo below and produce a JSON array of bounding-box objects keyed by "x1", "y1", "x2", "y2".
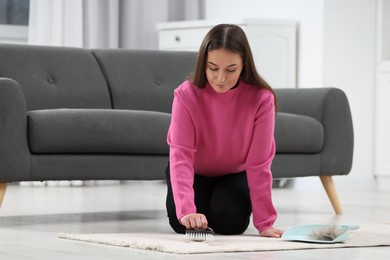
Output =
[{"x1": 180, "y1": 213, "x2": 208, "y2": 230}]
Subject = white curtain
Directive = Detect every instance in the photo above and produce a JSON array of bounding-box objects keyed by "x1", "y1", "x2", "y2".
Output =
[
  {"x1": 28, "y1": 0, "x2": 204, "y2": 49},
  {"x1": 28, "y1": 0, "x2": 119, "y2": 48}
]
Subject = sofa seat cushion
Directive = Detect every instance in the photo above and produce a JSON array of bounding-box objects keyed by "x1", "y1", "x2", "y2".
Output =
[
  {"x1": 27, "y1": 109, "x2": 170, "y2": 154},
  {"x1": 275, "y1": 112, "x2": 324, "y2": 153}
]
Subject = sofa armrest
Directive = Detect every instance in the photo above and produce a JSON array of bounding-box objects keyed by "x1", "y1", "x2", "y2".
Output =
[
  {"x1": 0, "y1": 78, "x2": 30, "y2": 182},
  {"x1": 274, "y1": 88, "x2": 354, "y2": 175}
]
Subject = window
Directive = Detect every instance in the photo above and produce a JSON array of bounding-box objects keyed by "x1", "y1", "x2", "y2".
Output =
[{"x1": 0, "y1": 0, "x2": 29, "y2": 25}]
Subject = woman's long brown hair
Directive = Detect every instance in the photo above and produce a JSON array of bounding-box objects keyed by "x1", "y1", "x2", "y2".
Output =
[{"x1": 188, "y1": 24, "x2": 278, "y2": 110}]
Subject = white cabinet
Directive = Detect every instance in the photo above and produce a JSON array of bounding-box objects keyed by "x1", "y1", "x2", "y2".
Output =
[
  {"x1": 375, "y1": 0, "x2": 390, "y2": 190},
  {"x1": 157, "y1": 19, "x2": 298, "y2": 88}
]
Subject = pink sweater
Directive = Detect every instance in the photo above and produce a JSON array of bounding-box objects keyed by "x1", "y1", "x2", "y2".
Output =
[{"x1": 167, "y1": 80, "x2": 277, "y2": 232}]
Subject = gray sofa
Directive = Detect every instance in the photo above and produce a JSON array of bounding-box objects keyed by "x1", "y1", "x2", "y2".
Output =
[{"x1": 0, "y1": 43, "x2": 353, "y2": 214}]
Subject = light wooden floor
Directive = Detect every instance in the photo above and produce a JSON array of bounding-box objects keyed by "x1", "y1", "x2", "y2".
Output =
[{"x1": 0, "y1": 177, "x2": 389, "y2": 259}]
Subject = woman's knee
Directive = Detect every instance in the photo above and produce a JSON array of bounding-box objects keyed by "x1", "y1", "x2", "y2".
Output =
[
  {"x1": 208, "y1": 206, "x2": 251, "y2": 235},
  {"x1": 210, "y1": 217, "x2": 250, "y2": 235}
]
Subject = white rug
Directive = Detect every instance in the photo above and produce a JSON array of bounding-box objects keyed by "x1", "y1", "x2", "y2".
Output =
[{"x1": 58, "y1": 223, "x2": 390, "y2": 254}]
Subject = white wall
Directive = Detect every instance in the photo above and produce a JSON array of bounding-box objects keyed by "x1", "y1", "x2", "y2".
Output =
[
  {"x1": 322, "y1": 0, "x2": 376, "y2": 178},
  {"x1": 205, "y1": 0, "x2": 377, "y2": 179}
]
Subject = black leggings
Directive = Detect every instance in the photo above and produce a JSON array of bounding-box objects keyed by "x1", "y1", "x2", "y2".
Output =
[{"x1": 165, "y1": 165, "x2": 252, "y2": 235}]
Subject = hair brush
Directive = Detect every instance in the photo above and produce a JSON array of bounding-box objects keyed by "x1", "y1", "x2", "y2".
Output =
[{"x1": 185, "y1": 227, "x2": 215, "y2": 242}]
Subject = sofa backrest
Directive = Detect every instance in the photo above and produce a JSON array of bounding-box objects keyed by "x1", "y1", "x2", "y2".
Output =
[
  {"x1": 0, "y1": 44, "x2": 112, "y2": 111},
  {"x1": 92, "y1": 49, "x2": 197, "y2": 113},
  {"x1": 0, "y1": 44, "x2": 197, "y2": 113}
]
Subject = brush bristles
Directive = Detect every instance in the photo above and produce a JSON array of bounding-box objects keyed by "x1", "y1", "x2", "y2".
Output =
[
  {"x1": 185, "y1": 232, "x2": 214, "y2": 241},
  {"x1": 185, "y1": 228, "x2": 215, "y2": 241}
]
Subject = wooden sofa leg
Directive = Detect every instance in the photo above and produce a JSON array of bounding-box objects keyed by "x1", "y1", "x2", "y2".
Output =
[
  {"x1": 0, "y1": 183, "x2": 7, "y2": 208},
  {"x1": 319, "y1": 176, "x2": 343, "y2": 215}
]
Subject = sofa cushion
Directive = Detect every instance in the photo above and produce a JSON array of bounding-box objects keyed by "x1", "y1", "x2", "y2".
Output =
[
  {"x1": 0, "y1": 44, "x2": 112, "y2": 111},
  {"x1": 275, "y1": 112, "x2": 324, "y2": 153},
  {"x1": 27, "y1": 110, "x2": 323, "y2": 155},
  {"x1": 27, "y1": 109, "x2": 170, "y2": 154},
  {"x1": 92, "y1": 49, "x2": 196, "y2": 113}
]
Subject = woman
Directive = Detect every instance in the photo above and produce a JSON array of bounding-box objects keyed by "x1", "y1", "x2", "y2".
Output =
[{"x1": 165, "y1": 24, "x2": 284, "y2": 238}]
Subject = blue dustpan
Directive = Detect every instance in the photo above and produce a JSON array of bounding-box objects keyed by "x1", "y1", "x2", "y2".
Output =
[{"x1": 281, "y1": 224, "x2": 360, "y2": 244}]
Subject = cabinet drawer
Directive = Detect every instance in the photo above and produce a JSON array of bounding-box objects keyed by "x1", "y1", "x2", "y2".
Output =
[{"x1": 158, "y1": 28, "x2": 210, "y2": 51}]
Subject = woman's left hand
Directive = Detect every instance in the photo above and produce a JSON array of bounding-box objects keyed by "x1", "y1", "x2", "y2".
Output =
[{"x1": 259, "y1": 227, "x2": 284, "y2": 238}]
